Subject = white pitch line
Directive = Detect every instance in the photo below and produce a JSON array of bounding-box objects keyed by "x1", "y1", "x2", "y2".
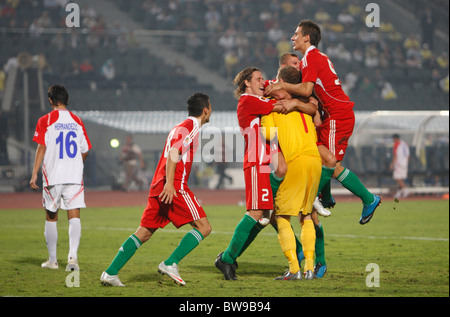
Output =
[{"x1": 2, "y1": 224, "x2": 447, "y2": 242}]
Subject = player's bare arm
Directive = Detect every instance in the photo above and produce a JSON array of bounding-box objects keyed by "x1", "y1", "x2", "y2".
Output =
[
  {"x1": 266, "y1": 81, "x2": 315, "y2": 99},
  {"x1": 159, "y1": 147, "x2": 180, "y2": 204},
  {"x1": 82, "y1": 151, "x2": 89, "y2": 162},
  {"x1": 29, "y1": 144, "x2": 46, "y2": 190},
  {"x1": 274, "y1": 96, "x2": 318, "y2": 116}
]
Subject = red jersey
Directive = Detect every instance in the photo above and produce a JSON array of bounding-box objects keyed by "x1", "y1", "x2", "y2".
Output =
[
  {"x1": 236, "y1": 94, "x2": 276, "y2": 169},
  {"x1": 300, "y1": 46, "x2": 354, "y2": 119},
  {"x1": 149, "y1": 117, "x2": 200, "y2": 196}
]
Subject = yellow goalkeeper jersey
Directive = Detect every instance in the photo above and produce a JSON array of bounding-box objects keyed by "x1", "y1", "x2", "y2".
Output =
[{"x1": 261, "y1": 111, "x2": 320, "y2": 164}]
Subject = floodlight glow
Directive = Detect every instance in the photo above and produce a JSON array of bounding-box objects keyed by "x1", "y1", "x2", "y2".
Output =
[{"x1": 110, "y1": 139, "x2": 120, "y2": 148}]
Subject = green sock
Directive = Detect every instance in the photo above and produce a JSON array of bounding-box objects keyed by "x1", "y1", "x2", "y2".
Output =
[
  {"x1": 165, "y1": 229, "x2": 204, "y2": 265},
  {"x1": 317, "y1": 166, "x2": 335, "y2": 195},
  {"x1": 337, "y1": 168, "x2": 374, "y2": 205},
  {"x1": 237, "y1": 221, "x2": 265, "y2": 257},
  {"x1": 270, "y1": 171, "x2": 284, "y2": 199},
  {"x1": 271, "y1": 222, "x2": 303, "y2": 254},
  {"x1": 314, "y1": 223, "x2": 326, "y2": 265},
  {"x1": 222, "y1": 214, "x2": 257, "y2": 264},
  {"x1": 105, "y1": 234, "x2": 141, "y2": 275},
  {"x1": 320, "y1": 180, "x2": 333, "y2": 202}
]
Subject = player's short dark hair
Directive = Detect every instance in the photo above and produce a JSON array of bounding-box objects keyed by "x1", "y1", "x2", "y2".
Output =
[
  {"x1": 233, "y1": 67, "x2": 259, "y2": 100},
  {"x1": 279, "y1": 53, "x2": 299, "y2": 67},
  {"x1": 277, "y1": 66, "x2": 302, "y2": 84},
  {"x1": 187, "y1": 92, "x2": 210, "y2": 117},
  {"x1": 48, "y1": 84, "x2": 69, "y2": 106},
  {"x1": 298, "y1": 20, "x2": 321, "y2": 47}
]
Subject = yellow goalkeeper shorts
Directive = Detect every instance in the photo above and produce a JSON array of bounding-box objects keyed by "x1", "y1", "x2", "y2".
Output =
[{"x1": 275, "y1": 155, "x2": 321, "y2": 216}]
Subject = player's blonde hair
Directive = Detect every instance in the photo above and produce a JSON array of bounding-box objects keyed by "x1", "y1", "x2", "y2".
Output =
[{"x1": 233, "y1": 67, "x2": 259, "y2": 100}]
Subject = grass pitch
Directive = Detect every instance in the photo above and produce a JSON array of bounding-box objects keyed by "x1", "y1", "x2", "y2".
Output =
[{"x1": 0, "y1": 199, "x2": 448, "y2": 298}]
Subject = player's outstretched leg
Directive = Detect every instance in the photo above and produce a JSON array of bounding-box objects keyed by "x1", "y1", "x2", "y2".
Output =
[
  {"x1": 101, "y1": 234, "x2": 142, "y2": 286},
  {"x1": 336, "y1": 167, "x2": 381, "y2": 224},
  {"x1": 359, "y1": 194, "x2": 381, "y2": 225}
]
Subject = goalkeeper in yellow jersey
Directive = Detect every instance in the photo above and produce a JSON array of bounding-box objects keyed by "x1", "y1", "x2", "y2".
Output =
[{"x1": 261, "y1": 65, "x2": 322, "y2": 280}]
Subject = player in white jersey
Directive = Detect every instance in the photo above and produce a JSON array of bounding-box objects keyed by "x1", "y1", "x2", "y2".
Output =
[
  {"x1": 390, "y1": 134, "x2": 410, "y2": 199},
  {"x1": 30, "y1": 85, "x2": 92, "y2": 271}
]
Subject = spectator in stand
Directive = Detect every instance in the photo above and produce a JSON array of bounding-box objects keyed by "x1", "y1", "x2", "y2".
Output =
[
  {"x1": 79, "y1": 58, "x2": 94, "y2": 81},
  {"x1": 37, "y1": 11, "x2": 53, "y2": 28},
  {"x1": 50, "y1": 33, "x2": 65, "y2": 52},
  {"x1": 337, "y1": 9, "x2": 355, "y2": 31},
  {"x1": 403, "y1": 34, "x2": 421, "y2": 51},
  {"x1": 420, "y1": 7, "x2": 435, "y2": 49},
  {"x1": 268, "y1": 21, "x2": 285, "y2": 44},
  {"x1": 204, "y1": 4, "x2": 221, "y2": 32},
  {"x1": 436, "y1": 52, "x2": 449, "y2": 70},
  {"x1": 100, "y1": 59, "x2": 115, "y2": 81},
  {"x1": 86, "y1": 32, "x2": 100, "y2": 51},
  {"x1": 420, "y1": 44, "x2": 434, "y2": 68},
  {"x1": 314, "y1": 7, "x2": 331, "y2": 24}
]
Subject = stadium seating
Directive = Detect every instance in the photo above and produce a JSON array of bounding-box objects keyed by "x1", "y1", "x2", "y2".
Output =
[
  {"x1": 0, "y1": 0, "x2": 448, "y2": 190},
  {"x1": 1, "y1": 0, "x2": 448, "y2": 113}
]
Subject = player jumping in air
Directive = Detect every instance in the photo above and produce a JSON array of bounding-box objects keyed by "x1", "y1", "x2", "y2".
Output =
[{"x1": 266, "y1": 20, "x2": 381, "y2": 225}]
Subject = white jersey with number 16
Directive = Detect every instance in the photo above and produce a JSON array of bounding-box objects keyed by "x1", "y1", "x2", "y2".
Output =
[{"x1": 33, "y1": 109, "x2": 92, "y2": 187}]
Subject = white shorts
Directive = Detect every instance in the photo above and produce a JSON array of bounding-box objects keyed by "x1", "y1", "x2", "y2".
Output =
[
  {"x1": 393, "y1": 165, "x2": 408, "y2": 180},
  {"x1": 43, "y1": 184, "x2": 86, "y2": 212}
]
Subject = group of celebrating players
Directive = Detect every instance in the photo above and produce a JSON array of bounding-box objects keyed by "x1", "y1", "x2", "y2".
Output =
[{"x1": 30, "y1": 20, "x2": 381, "y2": 286}]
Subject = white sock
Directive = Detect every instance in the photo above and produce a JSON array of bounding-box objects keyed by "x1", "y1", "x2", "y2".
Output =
[
  {"x1": 44, "y1": 220, "x2": 58, "y2": 263},
  {"x1": 68, "y1": 218, "x2": 81, "y2": 262}
]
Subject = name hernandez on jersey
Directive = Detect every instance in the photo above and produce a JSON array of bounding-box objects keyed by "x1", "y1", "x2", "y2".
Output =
[
  {"x1": 33, "y1": 109, "x2": 91, "y2": 187},
  {"x1": 301, "y1": 45, "x2": 354, "y2": 119},
  {"x1": 149, "y1": 117, "x2": 200, "y2": 196}
]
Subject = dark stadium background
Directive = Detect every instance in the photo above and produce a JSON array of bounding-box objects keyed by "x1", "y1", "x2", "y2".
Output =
[{"x1": 0, "y1": 0, "x2": 448, "y2": 198}]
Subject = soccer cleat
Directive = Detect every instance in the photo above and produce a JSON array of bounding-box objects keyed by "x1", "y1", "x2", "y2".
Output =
[
  {"x1": 41, "y1": 260, "x2": 58, "y2": 269},
  {"x1": 313, "y1": 197, "x2": 331, "y2": 217},
  {"x1": 359, "y1": 194, "x2": 381, "y2": 225},
  {"x1": 215, "y1": 252, "x2": 237, "y2": 280},
  {"x1": 304, "y1": 270, "x2": 314, "y2": 280},
  {"x1": 320, "y1": 196, "x2": 336, "y2": 209},
  {"x1": 66, "y1": 258, "x2": 79, "y2": 271},
  {"x1": 314, "y1": 263, "x2": 327, "y2": 278},
  {"x1": 158, "y1": 261, "x2": 186, "y2": 286},
  {"x1": 258, "y1": 210, "x2": 272, "y2": 226},
  {"x1": 100, "y1": 271, "x2": 125, "y2": 287},
  {"x1": 275, "y1": 270, "x2": 302, "y2": 280}
]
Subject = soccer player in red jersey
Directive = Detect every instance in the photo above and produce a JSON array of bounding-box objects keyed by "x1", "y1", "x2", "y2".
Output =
[
  {"x1": 215, "y1": 67, "x2": 317, "y2": 280},
  {"x1": 101, "y1": 93, "x2": 212, "y2": 286},
  {"x1": 266, "y1": 20, "x2": 381, "y2": 225},
  {"x1": 215, "y1": 67, "x2": 279, "y2": 280}
]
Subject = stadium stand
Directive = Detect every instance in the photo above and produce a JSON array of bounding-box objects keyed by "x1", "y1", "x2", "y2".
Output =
[
  {"x1": 1, "y1": 0, "x2": 448, "y2": 113},
  {"x1": 0, "y1": 0, "x2": 448, "y2": 192}
]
